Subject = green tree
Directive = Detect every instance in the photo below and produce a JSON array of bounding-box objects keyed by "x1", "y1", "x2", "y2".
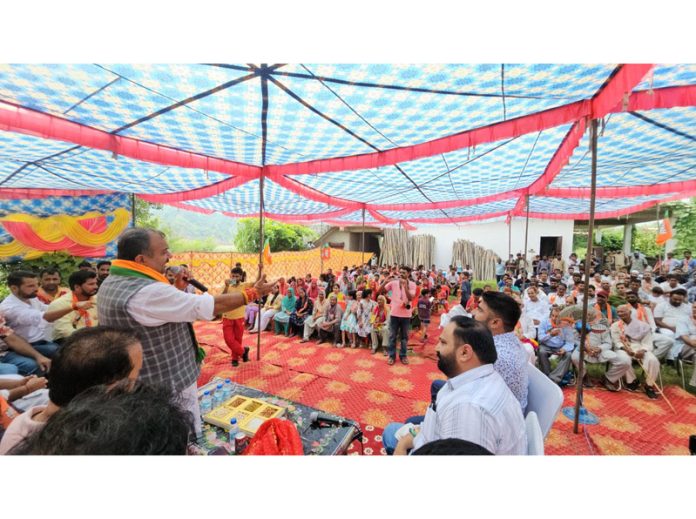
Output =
[
  {"x1": 233, "y1": 218, "x2": 317, "y2": 253},
  {"x1": 134, "y1": 197, "x2": 162, "y2": 229},
  {"x1": 667, "y1": 198, "x2": 696, "y2": 253}
]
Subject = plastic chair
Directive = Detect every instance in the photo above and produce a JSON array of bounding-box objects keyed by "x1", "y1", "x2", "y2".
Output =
[
  {"x1": 525, "y1": 411, "x2": 544, "y2": 455},
  {"x1": 525, "y1": 363, "x2": 564, "y2": 439},
  {"x1": 676, "y1": 354, "x2": 695, "y2": 389}
]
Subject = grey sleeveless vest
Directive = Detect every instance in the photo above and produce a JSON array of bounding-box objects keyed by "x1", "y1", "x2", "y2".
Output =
[{"x1": 97, "y1": 275, "x2": 199, "y2": 391}]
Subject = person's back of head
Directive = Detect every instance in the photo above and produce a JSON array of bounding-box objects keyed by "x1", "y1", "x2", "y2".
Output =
[
  {"x1": 10, "y1": 381, "x2": 192, "y2": 455},
  {"x1": 412, "y1": 437, "x2": 493, "y2": 455},
  {"x1": 48, "y1": 326, "x2": 143, "y2": 407},
  {"x1": 116, "y1": 227, "x2": 164, "y2": 261},
  {"x1": 480, "y1": 291, "x2": 522, "y2": 333}
]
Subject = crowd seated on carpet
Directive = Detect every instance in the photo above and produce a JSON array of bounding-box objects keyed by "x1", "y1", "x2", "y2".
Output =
[{"x1": 2, "y1": 247, "x2": 696, "y2": 455}]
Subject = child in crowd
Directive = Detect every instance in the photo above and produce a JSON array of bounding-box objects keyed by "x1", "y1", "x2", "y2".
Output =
[
  {"x1": 340, "y1": 290, "x2": 358, "y2": 348},
  {"x1": 417, "y1": 289, "x2": 433, "y2": 341},
  {"x1": 221, "y1": 267, "x2": 251, "y2": 367}
]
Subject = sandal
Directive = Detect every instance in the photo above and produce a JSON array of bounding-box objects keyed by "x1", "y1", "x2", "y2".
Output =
[{"x1": 387, "y1": 357, "x2": 395, "y2": 365}]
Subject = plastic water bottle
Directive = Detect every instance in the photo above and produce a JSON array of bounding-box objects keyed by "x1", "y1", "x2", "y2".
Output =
[
  {"x1": 212, "y1": 384, "x2": 224, "y2": 408},
  {"x1": 221, "y1": 378, "x2": 233, "y2": 402},
  {"x1": 228, "y1": 418, "x2": 240, "y2": 446},
  {"x1": 200, "y1": 391, "x2": 212, "y2": 414}
]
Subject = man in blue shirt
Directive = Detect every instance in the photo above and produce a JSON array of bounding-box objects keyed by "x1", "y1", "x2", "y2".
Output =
[{"x1": 459, "y1": 272, "x2": 472, "y2": 308}]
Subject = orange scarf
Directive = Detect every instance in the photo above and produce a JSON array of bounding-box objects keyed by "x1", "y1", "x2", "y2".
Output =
[
  {"x1": 633, "y1": 304, "x2": 647, "y2": 323},
  {"x1": 71, "y1": 292, "x2": 94, "y2": 328},
  {"x1": 110, "y1": 259, "x2": 170, "y2": 284},
  {"x1": 594, "y1": 303, "x2": 613, "y2": 324}
]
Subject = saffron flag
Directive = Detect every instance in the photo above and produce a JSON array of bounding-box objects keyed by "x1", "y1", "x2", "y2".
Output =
[
  {"x1": 656, "y1": 218, "x2": 673, "y2": 246},
  {"x1": 321, "y1": 244, "x2": 331, "y2": 261},
  {"x1": 263, "y1": 239, "x2": 272, "y2": 265}
]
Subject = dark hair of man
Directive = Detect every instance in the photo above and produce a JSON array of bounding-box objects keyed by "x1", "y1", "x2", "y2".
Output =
[
  {"x1": 671, "y1": 288, "x2": 687, "y2": 297},
  {"x1": 472, "y1": 287, "x2": 484, "y2": 296},
  {"x1": 68, "y1": 270, "x2": 98, "y2": 291},
  {"x1": 347, "y1": 289, "x2": 357, "y2": 300},
  {"x1": 117, "y1": 227, "x2": 165, "y2": 261},
  {"x1": 10, "y1": 381, "x2": 192, "y2": 455},
  {"x1": 401, "y1": 265, "x2": 413, "y2": 273},
  {"x1": 481, "y1": 291, "x2": 521, "y2": 333},
  {"x1": 40, "y1": 267, "x2": 60, "y2": 278},
  {"x1": 96, "y1": 260, "x2": 112, "y2": 269},
  {"x1": 230, "y1": 267, "x2": 244, "y2": 276},
  {"x1": 666, "y1": 273, "x2": 678, "y2": 280},
  {"x1": 412, "y1": 437, "x2": 493, "y2": 456},
  {"x1": 47, "y1": 326, "x2": 140, "y2": 407},
  {"x1": 558, "y1": 282, "x2": 567, "y2": 289},
  {"x1": 78, "y1": 260, "x2": 93, "y2": 269},
  {"x1": 7, "y1": 270, "x2": 37, "y2": 288},
  {"x1": 362, "y1": 289, "x2": 372, "y2": 299},
  {"x1": 449, "y1": 315, "x2": 497, "y2": 365}
]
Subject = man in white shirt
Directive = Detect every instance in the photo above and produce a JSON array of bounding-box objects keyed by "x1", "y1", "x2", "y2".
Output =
[
  {"x1": 625, "y1": 291, "x2": 674, "y2": 359},
  {"x1": 659, "y1": 273, "x2": 685, "y2": 296},
  {"x1": 611, "y1": 305, "x2": 661, "y2": 399},
  {"x1": 98, "y1": 228, "x2": 277, "y2": 435},
  {"x1": 653, "y1": 288, "x2": 691, "y2": 341},
  {"x1": 674, "y1": 302, "x2": 696, "y2": 387},
  {"x1": 523, "y1": 287, "x2": 550, "y2": 328},
  {"x1": 384, "y1": 316, "x2": 526, "y2": 455},
  {"x1": 0, "y1": 271, "x2": 85, "y2": 375}
]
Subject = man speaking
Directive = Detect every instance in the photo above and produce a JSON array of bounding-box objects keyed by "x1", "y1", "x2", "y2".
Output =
[{"x1": 98, "y1": 228, "x2": 276, "y2": 435}]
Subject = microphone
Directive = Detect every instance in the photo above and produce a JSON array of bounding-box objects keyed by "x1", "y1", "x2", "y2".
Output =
[
  {"x1": 309, "y1": 411, "x2": 356, "y2": 428},
  {"x1": 186, "y1": 277, "x2": 208, "y2": 293}
]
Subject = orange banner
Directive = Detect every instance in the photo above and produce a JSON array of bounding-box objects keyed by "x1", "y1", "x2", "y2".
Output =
[{"x1": 171, "y1": 248, "x2": 373, "y2": 295}]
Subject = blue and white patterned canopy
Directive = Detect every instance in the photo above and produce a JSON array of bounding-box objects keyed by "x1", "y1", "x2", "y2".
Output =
[{"x1": 0, "y1": 63, "x2": 694, "y2": 225}]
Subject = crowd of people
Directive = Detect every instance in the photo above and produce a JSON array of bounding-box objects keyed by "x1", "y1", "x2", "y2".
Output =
[{"x1": 2, "y1": 230, "x2": 695, "y2": 454}]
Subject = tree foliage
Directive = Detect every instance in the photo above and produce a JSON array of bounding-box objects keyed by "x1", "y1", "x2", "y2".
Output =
[
  {"x1": 134, "y1": 198, "x2": 162, "y2": 229},
  {"x1": 233, "y1": 218, "x2": 318, "y2": 253},
  {"x1": 667, "y1": 198, "x2": 696, "y2": 253}
]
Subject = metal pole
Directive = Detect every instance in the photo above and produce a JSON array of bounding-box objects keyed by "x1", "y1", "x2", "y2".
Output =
[
  {"x1": 574, "y1": 118, "x2": 598, "y2": 434},
  {"x1": 131, "y1": 193, "x2": 136, "y2": 227},
  {"x1": 523, "y1": 195, "x2": 530, "y2": 272},
  {"x1": 361, "y1": 206, "x2": 366, "y2": 266},
  {"x1": 256, "y1": 169, "x2": 265, "y2": 362},
  {"x1": 507, "y1": 214, "x2": 512, "y2": 260}
]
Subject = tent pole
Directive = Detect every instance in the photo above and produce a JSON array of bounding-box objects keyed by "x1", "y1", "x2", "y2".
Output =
[
  {"x1": 507, "y1": 214, "x2": 512, "y2": 260},
  {"x1": 257, "y1": 169, "x2": 265, "y2": 362},
  {"x1": 523, "y1": 195, "x2": 530, "y2": 271},
  {"x1": 361, "y1": 206, "x2": 366, "y2": 266},
  {"x1": 574, "y1": 118, "x2": 598, "y2": 434},
  {"x1": 131, "y1": 193, "x2": 136, "y2": 227}
]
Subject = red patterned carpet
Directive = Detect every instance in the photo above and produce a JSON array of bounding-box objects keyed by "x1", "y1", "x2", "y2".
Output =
[{"x1": 194, "y1": 320, "x2": 696, "y2": 455}]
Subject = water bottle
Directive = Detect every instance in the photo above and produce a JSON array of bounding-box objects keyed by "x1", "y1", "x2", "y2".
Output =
[
  {"x1": 221, "y1": 378, "x2": 233, "y2": 402},
  {"x1": 200, "y1": 391, "x2": 212, "y2": 414},
  {"x1": 228, "y1": 418, "x2": 240, "y2": 446},
  {"x1": 213, "y1": 384, "x2": 224, "y2": 408}
]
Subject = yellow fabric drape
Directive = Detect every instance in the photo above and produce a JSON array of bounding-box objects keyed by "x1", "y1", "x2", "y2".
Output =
[{"x1": 0, "y1": 208, "x2": 130, "y2": 259}]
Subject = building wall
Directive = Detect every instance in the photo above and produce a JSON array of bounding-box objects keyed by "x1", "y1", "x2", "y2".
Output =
[{"x1": 411, "y1": 219, "x2": 575, "y2": 270}]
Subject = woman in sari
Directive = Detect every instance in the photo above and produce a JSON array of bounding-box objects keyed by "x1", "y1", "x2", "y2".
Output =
[
  {"x1": 274, "y1": 287, "x2": 297, "y2": 335},
  {"x1": 288, "y1": 287, "x2": 313, "y2": 338},
  {"x1": 250, "y1": 285, "x2": 282, "y2": 333},
  {"x1": 371, "y1": 295, "x2": 390, "y2": 354}
]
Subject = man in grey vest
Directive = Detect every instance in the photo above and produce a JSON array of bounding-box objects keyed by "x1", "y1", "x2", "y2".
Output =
[{"x1": 98, "y1": 228, "x2": 276, "y2": 435}]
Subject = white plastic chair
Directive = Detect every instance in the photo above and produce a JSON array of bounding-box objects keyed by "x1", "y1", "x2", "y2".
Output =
[
  {"x1": 525, "y1": 363, "x2": 564, "y2": 438},
  {"x1": 525, "y1": 411, "x2": 544, "y2": 455}
]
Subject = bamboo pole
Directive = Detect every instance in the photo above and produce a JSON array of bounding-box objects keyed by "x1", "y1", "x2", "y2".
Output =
[
  {"x1": 523, "y1": 194, "x2": 530, "y2": 271},
  {"x1": 361, "y1": 206, "x2": 366, "y2": 266},
  {"x1": 574, "y1": 118, "x2": 597, "y2": 434},
  {"x1": 508, "y1": 214, "x2": 512, "y2": 260},
  {"x1": 131, "y1": 193, "x2": 136, "y2": 227},
  {"x1": 257, "y1": 169, "x2": 265, "y2": 362}
]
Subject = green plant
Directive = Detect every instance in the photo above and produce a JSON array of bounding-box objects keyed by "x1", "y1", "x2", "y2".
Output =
[
  {"x1": 472, "y1": 279, "x2": 498, "y2": 291},
  {"x1": 233, "y1": 218, "x2": 318, "y2": 253}
]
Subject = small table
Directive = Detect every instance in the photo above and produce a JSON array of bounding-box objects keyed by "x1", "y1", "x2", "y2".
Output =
[{"x1": 191, "y1": 378, "x2": 360, "y2": 455}]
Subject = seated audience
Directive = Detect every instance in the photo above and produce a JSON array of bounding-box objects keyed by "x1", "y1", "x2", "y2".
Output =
[
  {"x1": 537, "y1": 306, "x2": 575, "y2": 384},
  {"x1": 9, "y1": 381, "x2": 191, "y2": 455},
  {"x1": 317, "y1": 294, "x2": 343, "y2": 345},
  {"x1": 571, "y1": 319, "x2": 632, "y2": 391},
  {"x1": 36, "y1": 268, "x2": 69, "y2": 305},
  {"x1": 96, "y1": 260, "x2": 111, "y2": 287},
  {"x1": 300, "y1": 290, "x2": 327, "y2": 343},
  {"x1": 674, "y1": 302, "x2": 696, "y2": 387},
  {"x1": 0, "y1": 312, "x2": 52, "y2": 376},
  {"x1": 250, "y1": 284, "x2": 281, "y2": 333},
  {"x1": 653, "y1": 288, "x2": 690, "y2": 340},
  {"x1": 0, "y1": 326, "x2": 143, "y2": 454}
]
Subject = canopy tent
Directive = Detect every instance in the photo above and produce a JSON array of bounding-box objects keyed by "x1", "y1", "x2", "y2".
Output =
[{"x1": 0, "y1": 63, "x2": 694, "y2": 226}]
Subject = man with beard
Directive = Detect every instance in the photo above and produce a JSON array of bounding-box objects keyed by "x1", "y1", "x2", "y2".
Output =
[
  {"x1": 674, "y1": 302, "x2": 696, "y2": 387},
  {"x1": 571, "y1": 319, "x2": 632, "y2": 391},
  {"x1": 654, "y1": 288, "x2": 691, "y2": 340},
  {"x1": 46, "y1": 270, "x2": 99, "y2": 343},
  {"x1": 96, "y1": 261, "x2": 111, "y2": 288},
  {"x1": 317, "y1": 294, "x2": 343, "y2": 344},
  {"x1": 548, "y1": 282, "x2": 567, "y2": 307},
  {"x1": 0, "y1": 271, "x2": 83, "y2": 375},
  {"x1": 474, "y1": 291, "x2": 528, "y2": 412},
  {"x1": 36, "y1": 268, "x2": 69, "y2": 305},
  {"x1": 383, "y1": 316, "x2": 526, "y2": 455}
]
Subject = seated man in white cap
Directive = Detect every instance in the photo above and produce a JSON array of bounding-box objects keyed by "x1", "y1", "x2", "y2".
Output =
[
  {"x1": 610, "y1": 304, "x2": 661, "y2": 399},
  {"x1": 571, "y1": 319, "x2": 632, "y2": 391}
]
